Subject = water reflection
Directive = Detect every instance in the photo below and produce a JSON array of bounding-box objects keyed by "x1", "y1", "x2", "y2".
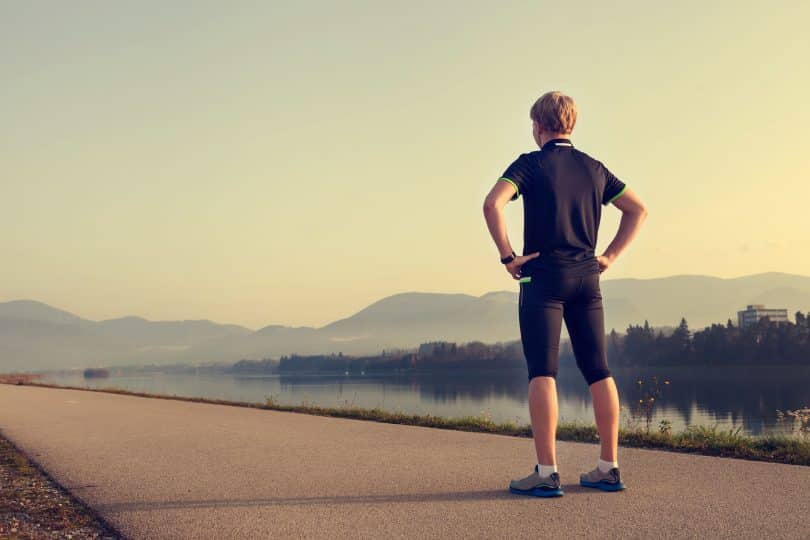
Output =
[{"x1": 42, "y1": 364, "x2": 810, "y2": 437}]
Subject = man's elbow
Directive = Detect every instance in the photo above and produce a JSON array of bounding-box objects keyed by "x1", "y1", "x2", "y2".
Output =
[
  {"x1": 483, "y1": 198, "x2": 500, "y2": 214},
  {"x1": 639, "y1": 204, "x2": 649, "y2": 218},
  {"x1": 632, "y1": 204, "x2": 649, "y2": 221},
  {"x1": 619, "y1": 199, "x2": 648, "y2": 218}
]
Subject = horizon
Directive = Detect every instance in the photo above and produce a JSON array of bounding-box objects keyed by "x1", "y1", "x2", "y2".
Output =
[
  {"x1": 4, "y1": 2, "x2": 809, "y2": 328},
  {"x1": 3, "y1": 269, "x2": 807, "y2": 330}
]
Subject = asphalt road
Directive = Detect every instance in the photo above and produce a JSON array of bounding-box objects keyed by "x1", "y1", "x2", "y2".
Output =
[{"x1": 0, "y1": 384, "x2": 807, "y2": 539}]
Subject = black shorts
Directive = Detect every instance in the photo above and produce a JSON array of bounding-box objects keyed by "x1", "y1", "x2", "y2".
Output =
[{"x1": 518, "y1": 270, "x2": 611, "y2": 386}]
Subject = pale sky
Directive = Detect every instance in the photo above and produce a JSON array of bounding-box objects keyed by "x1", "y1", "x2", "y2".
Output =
[{"x1": 2, "y1": 1, "x2": 808, "y2": 329}]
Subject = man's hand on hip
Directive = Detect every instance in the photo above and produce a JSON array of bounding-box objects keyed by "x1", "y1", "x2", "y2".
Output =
[
  {"x1": 596, "y1": 254, "x2": 614, "y2": 273},
  {"x1": 505, "y1": 252, "x2": 540, "y2": 280}
]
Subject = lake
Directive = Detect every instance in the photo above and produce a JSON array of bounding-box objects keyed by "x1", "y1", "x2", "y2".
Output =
[{"x1": 41, "y1": 364, "x2": 810, "y2": 437}]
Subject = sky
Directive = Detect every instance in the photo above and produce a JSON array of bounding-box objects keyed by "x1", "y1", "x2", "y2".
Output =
[{"x1": 2, "y1": 1, "x2": 809, "y2": 329}]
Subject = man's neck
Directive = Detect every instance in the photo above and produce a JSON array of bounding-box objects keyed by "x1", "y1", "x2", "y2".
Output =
[{"x1": 539, "y1": 132, "x2": 572, "y2": 147}]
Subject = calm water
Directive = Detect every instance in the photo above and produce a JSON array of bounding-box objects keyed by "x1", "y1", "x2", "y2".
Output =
[{"x1": 41, "y1": 364, "x2": 810, "y2": 437}]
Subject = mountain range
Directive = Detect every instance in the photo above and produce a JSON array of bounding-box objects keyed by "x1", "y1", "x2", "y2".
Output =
[{"x1": 2, "y1": 272, "x2": 809, "y2": 371}]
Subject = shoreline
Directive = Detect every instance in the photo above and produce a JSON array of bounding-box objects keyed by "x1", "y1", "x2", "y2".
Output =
[{"x1": 3, "y1": 379, "x2": 808, "y2": 467}]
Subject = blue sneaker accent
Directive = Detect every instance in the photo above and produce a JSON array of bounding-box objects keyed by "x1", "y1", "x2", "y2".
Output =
[
  {"x1": 509, "y1": 485, "x2": 564, "y2": 497},
  {"x1": 579, "y1": 479, "x2": 626, "y2": 491}
]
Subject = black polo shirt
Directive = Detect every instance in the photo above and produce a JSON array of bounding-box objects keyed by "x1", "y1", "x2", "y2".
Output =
[{"x1": 498, "y1": 138, "x2": 628, "y2": 278}]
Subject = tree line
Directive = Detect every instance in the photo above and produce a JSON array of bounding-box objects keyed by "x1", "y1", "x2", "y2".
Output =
[
  {"x1": 228, "y1": 311, "x2": 810, "y2": 374},
  {"x1": 610, "y1": 311, "x2": 810, "y2": 367},
  {"x1": 229, "y1": 341, "x2": 524, "y2": 374}
]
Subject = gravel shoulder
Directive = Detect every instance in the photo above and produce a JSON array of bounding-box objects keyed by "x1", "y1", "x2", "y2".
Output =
[{"x1": 0, "y1": 431, "x2": 121, "y2": 540}]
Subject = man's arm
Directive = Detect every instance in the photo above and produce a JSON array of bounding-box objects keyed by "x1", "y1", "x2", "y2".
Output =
[
  {"x1": 483, "y1": 180, "x2": 518, "y2": 259},
  {"x1": 600, "y1": 186, "x2": 648, "y2": 268}
]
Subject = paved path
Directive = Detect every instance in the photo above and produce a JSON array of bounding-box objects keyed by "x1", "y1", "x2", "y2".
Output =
[{"x1": 0, "y1": 384, "x2": 807, "y2": 539}]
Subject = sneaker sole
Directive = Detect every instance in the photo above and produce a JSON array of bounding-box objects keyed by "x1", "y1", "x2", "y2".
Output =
[
  {"x1": 580, "y1": 479, "x2": 626, "y2": 491},
  {"x1": 509, "y1": 486, "x2": 564, "y2": 497}
]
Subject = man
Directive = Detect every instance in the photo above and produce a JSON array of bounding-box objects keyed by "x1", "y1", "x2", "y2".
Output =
[{"x1": 483, "y1": 91, "x2": 648, "y2": 497}]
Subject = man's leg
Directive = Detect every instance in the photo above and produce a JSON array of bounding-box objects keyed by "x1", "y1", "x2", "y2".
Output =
[
  {"x1": 510, "y1": 276, "x2": 572, "y2": 495},
  {"x1": 528, "y1": 375, "x2": 558, "y2": 465},
  {"x1": 563, "y1": 273, "x2": 620, "y2": 463},
  {"x1": 519, "y1": 277, "x2": 566, "y2": 468},
  {"x1": 590, "y1": 377, "x2": 619, "y2": 461}
]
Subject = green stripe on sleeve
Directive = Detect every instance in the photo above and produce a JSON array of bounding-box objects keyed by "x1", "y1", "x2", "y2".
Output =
[
  {"x1": 606, "y1": 184, "x2": 627, "y2": 204},
  {"x1": 498, "y1": 177, "x2": 520, "y2": 199},
  {"x1": 519, "y1": 276, "x2": 532, "y2": 283}
]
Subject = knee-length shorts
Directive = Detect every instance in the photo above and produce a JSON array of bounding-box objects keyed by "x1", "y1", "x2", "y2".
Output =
[{"x1": 518, "y1": 271, "x2": 611, "y2": 386}]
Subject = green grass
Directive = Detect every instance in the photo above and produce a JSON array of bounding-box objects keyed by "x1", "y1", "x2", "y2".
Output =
[{"x1": 6, "y1": 381, "x2": 810, "y2": 466}]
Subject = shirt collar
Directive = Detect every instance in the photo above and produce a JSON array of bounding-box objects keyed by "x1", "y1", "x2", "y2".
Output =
[{"x1": 541, "y1": 138, "x2": 574, "y2": 150}]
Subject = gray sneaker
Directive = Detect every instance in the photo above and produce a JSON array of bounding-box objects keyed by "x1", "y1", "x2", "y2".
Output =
[
  {"x1": 579, "y1": 466, "x2": 626, "y2": 491},
  {"x1": 509, "y1": 465, "x2": 564, "y2": 497}
]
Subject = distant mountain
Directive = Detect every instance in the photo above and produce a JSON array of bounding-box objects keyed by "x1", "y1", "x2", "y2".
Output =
[
  {"x1": 2, "y1": 272, "x2": 809, "y2": 371},
  {"x1": 0, "y1": 301, "x2": 252, "y2": 372},
  {"x1": 0, "y1": 300, "x2": 90, "y2": 326},
  {"x1": 599, "y1": 272, "x2": 810, "y2": 331}
]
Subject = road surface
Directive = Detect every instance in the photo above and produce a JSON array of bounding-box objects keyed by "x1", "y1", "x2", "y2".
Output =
[{"x1": 0, "y1": 384, "x2": 807, "y2": 539}]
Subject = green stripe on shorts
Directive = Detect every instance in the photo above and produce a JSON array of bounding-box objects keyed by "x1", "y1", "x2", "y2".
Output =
[{"x1": 519, "y1": 276, "x2": 532, "y2": 283}]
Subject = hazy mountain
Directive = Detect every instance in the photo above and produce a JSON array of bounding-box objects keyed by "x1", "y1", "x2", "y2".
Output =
[
  {"x1": 1, "y1": 272, "x2": 808, "y2": 371},
  {"x1": 0, "y1": 300, "x2": 91, "y2": 326},
  {"x1": 599, "y1": 272, "x2": 810, "y2": 331},
  {"x1": 0, "y1": 302, "x2": 252, "y2": 372}
]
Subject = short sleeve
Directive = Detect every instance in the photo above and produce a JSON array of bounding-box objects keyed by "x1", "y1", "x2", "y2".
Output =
[
  {"x1": 601, "y1": 162, "x2": 627, "y2": 205},
  {"x1": 497, "y1": 153, "x2": 531, "y2": 201}
]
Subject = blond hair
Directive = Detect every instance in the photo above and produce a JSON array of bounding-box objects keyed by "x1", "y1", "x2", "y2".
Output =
[{"x1": 530, "y1": 91, "x2": 577, "y2": 134}]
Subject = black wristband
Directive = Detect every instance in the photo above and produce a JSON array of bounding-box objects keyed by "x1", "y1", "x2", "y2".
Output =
[{"x1": 500, "y1": 250, "x2": 517, "y2": 264}]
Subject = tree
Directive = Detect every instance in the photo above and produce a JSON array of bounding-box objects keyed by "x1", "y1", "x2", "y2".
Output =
[
  {"x1": 607, "y1": 328, "x2": 621, "y2": 363},
  {"x1": 670, "y1": 317, "x2": 692, "y2": 363}
]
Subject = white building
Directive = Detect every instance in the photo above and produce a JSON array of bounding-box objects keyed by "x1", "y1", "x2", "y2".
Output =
[{"x1": 737, "y1": 304, "x2": 789, "y2": 329}]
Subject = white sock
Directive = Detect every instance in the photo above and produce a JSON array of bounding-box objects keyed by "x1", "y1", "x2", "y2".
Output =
[
  {"x1": 537, "y1": 463, "x2": 557, "y2": 477},
  {"x1": 597, "y1": 458, "x2": 618, "y2": 473}
]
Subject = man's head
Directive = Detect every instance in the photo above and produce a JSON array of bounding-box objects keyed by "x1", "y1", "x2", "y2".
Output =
[{"x1": 530, "y1": 91, "x2": 577, "y2": 147}]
